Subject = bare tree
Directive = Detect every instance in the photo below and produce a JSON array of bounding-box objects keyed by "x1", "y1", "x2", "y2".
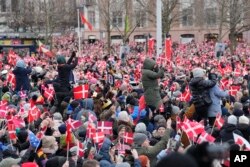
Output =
[
  {"x1": 215, "y1": 0, "x2": 250, "y2": 52},
  {"x1": 8, "y1": 0, "x2": 77, "y2": 45}
]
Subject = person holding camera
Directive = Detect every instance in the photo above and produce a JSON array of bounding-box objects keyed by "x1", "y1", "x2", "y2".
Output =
[
  {"x1": 141, "y1": 58, "x2": 164, "y2": 112},
  {"x1": 207, "y1": 73, "x2": 229, "y2": 126}
]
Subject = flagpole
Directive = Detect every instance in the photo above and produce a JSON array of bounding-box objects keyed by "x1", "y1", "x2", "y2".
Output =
[
  {"x1": 77, "y1": 8, "x2": 81, "y2": 56},
  {"x1": 66, "y1": 141, "x2": 69, "y2": 161}
]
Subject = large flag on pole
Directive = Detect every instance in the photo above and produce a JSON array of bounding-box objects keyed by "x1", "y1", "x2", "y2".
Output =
[
  {"x1": 37, "y1": 41, "x2": 54, "y2": 57},
  {"x1": 80, "y1": 12, "x2": 93, "y2": 31},
  {"x1": 165, "y1": 34, "x2": 172, "y2": 61}
]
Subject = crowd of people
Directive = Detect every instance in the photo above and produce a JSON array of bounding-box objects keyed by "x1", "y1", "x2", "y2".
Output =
[{"x1": 0, "y1": 32, "x2": 249, "y2": 167}]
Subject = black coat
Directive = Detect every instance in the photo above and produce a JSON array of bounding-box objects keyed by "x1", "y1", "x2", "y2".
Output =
[
  {"x1": 189, "y1": 77, "x2": 216, "y2": 107},
  {"x1": 218, "y1": 124, "x2": 243, "y2": 142},
  {"x1": 13, "y1": 67, "x2": 32, "y2": 92},
  {"x1": 57, "y1": 55, "x2": 78, "y2": 90},
  {"x1": 238, "y1": 124, "x2": 250, "y2": 141}
]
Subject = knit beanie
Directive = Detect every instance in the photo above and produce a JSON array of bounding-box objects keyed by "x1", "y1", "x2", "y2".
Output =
[
  {"x1": 53, "y1": 112, "x2": 63, "y2": 120},
  {"x1": 133, "y1": 133, "x2": 147, "y2": 146},
  {"x1": 56, "y1": 56, "x2": 66, "y2": 64},
  {"x1": 239, "y1": 115, "x2": 249, "y2": 125},
  {"x1": 227, "y1": 115, "x2": 237, "y2": 125},
  {"x1": 118, "y1": 111, "x2": 130, "y2": 122},
  {"x1": 16, "y1": 60, "x2": 26, "y2": 68},
  {"x1": 42, "y1": 136, "x2": 56, "y2": 148},
  {"x1": 115, "y1": 162, "x2": 131, "y2": 167},
  {"x1": 234, "y1": 102, "x2": 243, "y2": 110},
  {"x1": 192, "y1": 68, "x2": 205, "y2": 78},
  {"x1": 135, "y1": 123, "x2": 147, "y2": 133}
]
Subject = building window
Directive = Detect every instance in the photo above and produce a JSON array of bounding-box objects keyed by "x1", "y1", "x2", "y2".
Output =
[
  {"x1": 135, "y1": 11, "x2": 146, "y2": 27},
  {"x1": 112, "y1": 11, "x2": 123, "y2": 27},
  {"x1": 1, "y1": 0, "x2": 6, "y2": 12},
  {"x1": 205, "y1": 8, "x2": 217, "y2": 26},
  {"x1": 182, "y1": 8, "x2": 193, "y2": 26},
  {"x1": 88, "y1": 10, "x2": 95, "y2": 27}
]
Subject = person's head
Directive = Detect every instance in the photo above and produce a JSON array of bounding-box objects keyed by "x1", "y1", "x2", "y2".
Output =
[
  {"x1": 157, "y1": 126, "x2": 166, "y2": 137},
  {"x1": 133, "y1": 133, "x2": 149, "y2": 147},
  {"x1": 56, "y1": 55, "x2": 66, "y2": 64},
  {"x1": 192, "y1": 68, "x2": 206, "y2": 78},
  {"x1": 139, "y1": 155, "x2": 150, "y2": 167},
  {"x1": 82, "y1": 160, "x2": 100, "y2": 167}
]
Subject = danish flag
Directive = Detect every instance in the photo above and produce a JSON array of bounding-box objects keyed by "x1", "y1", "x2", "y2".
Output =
[
  {"x1": 66, "y1": 118, "x2": 82, "y2": 130},
  {"x1": 36, "y1": 126, "x2": 47, "y2": 139},
  {"x1": 182, "y1": 119, "x2": 205, "y2": 140},
  {"x1": 214, "y1": 114, "x2": 224, "y2": 130},
  {"x1": 233, "y1": 133, "x2": 250, "y2": 151},
  {"x1": 28, "y1": 105, "x2": 41, "y2": 123},
  {"x1": 86, "y1": 123, "x2": 96, "y2": 139},
  {"x1": 97, "y1": 121, "x2": 113, "y2": 135},
  {"x1": 196, "y1": 132, "x2": 215, "y2": 144},
  {"x1": 159, "y1": 104, "x2": 164, "y2": 113},
  {"x1": 73, "y1": 84, "x2": 89, "y2": 99},
  {"x1": 123, "y1": 132, "x2": 134, "y2": 145},
  {"x1": 7, "y1": 72, "x2": 16, "y2": 90},
  {"x1": 43, "y1": 87, "x2": 54, "y2": 101},
  {"x1": 220, "y1": 78, "x2": 229, "y2": 90},
  {"x1": 37, "y1": 41, "x2": 54, "y2": 57},
  {"x1": 179, "y1": 87, "x2": 191, "y2": 102},
  {"x1": 229, "y1": 85, "x2": 240, "y2": 96},
  {"x1": 8, "y1": 123, "x2": 17, "y2": 139},
  {"x1": 77, "y1": 140, "x2": 85, "y2": 157},
  {"x1": 93, "y1": 132, "x2": 105, "y2": 143},
  {"x1": 0, "y1": 100, "x2": 8, "y2": 118},
  {"x1": 89, "y1": 112, "x2": 97, "y2": 123}
]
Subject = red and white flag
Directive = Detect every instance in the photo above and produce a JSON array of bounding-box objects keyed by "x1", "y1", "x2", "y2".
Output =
[
  {"x1": 233, "y1": 133, "x2": 250, "y2": 151},
  {"x1": 215, "y1": 114, "x2": 224, "y2": 130},
  {"x1": 12, "y1": 116, "x2": 25, "y2": 128},
  {"x1": 159, "y1": 104, "x2": 164, "y2": 113},
  {"x1": 229, "y1": 85, "x2": 240, "y2": 96},
  {"x1": 43, "y1": 87, "x2": 54, "y2": 101},
  {"x1": 80, "y1": 12, "x2": 93, "y2": 31},
  {"x1": 38, "y1": 41, "x2": 54, "y2": 57},
  {"x1": 93, "y1": 132, "x2": 105, "y2": 143},
  {"x1": 8, "y1": 123, "x2": 17, "y2": 139},
  {"x1": 123, "y1": 132, "x2": 133, "y2": 145},
  {"x1": 97, "y1": 121, "x2": 113, "y2": 135},
  {"x1": 165, "y1": 36, "x2": 172, "y2": 61},
  {"x1": 7, "y1": 72, "x2": 16, "y2": 90},
  {"x1": 220, "y1": 78, "x2": 229, "y2": 90},
  {"x1": 66, "y1": 118, "x2": 82, "y2": 130},
  {"x1": 196, "y1": 132, "x2": 215, "y2": 144},
  {"x1": 28, "y1": 105, "x2": 40, "y2": 123},
  {"x1": 89, "y1": 113, "x2": 97, "y2": 123},
  {"x1": 182, "y1": 119, "x2": 205, "y2": 139},
  {"x1": 77, "y1": 140, "x2": 85, "y2": 157},
  {"x1": 0, "y1": 100, "x2": 8, "y2": 118},
  {"x1": 73, "y1": 85, "x2": 89, "y2": 100},
  {"x1": 86, "y1": 123, "x2": 96, "y2": 139}
]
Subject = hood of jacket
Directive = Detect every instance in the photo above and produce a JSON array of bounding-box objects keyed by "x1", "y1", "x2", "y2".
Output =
[
  {"x1": 224, "y1": 124, "x2": 237, "y2": 132},
  {"x1": 189, "y1": 77, "x2": 204, "y2": 87},
  {"x1": 143, "y1": 58, "x2": 156, "y2": 70}
]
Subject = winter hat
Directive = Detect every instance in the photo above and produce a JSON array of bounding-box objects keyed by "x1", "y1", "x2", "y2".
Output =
[
  {"x1": 192, "y1": 68, "x2": 206, "y2": 78},
  {"x1": 135, "y1": 123, "x2": 147, "y2": 133},
  {"x1": 17, "y1": 129, "x2": 28, "y2": 143},
  {"x1": 227, "y1": 115, "x2": 237, "y2": 125},
  {"x1": 16, "y1": 59, "x2": 26, "y2": 68},
  {"x1": 234, "y1": 102, "x2": 243, "y2": 110},
  {"x1": 239, "y1": 115, "x2": 249, "y2": 125},
  {"x1": 173, "y1": 91, "x2": 182, "y2": 98},
  {"x1": 53, "y1": 112, "x2": 63, "y2": 120},
  {"x1": 22, "y1": 162, "x2": 38, "y2": 167},
  {"x1": 69, "y1": 146, "x2": 78, "y2": 156},
  {"x1": 58, "y1": 124, "x2": 66, "y2": 134},
  {"x1": 133, "y1": 133, "x2": 147, "y2": 146},
  {"x1": 233, "y1": 109, "x2": 244, "y2": 117},
  {"x1": 172, "y1": 105, "x2": 180, "y2": 115},
  {"x1": 115, "y1": 162, "x2": 131, "y2": 167},
  {"x1": 154, "y1": 115, "x2": 165, "y2": 122},
  {"x1": 42, "y1": 136, "x2": 56, "y2": 148},
  {"x1": 70, "y1": 100, "x2": 80, "y2": 109},
  {"x1": 139, "y1": 155, "x2": 149, "y2": 167},
  {"x1": 118, "y1": 111, "x2": 130, "y2": 122},
  {"x1": 56, "y1": 55, "x2": 66, "y2": 64},
  {"x1": 0, "y1": 157, "x2": 21, "y2": 167}
]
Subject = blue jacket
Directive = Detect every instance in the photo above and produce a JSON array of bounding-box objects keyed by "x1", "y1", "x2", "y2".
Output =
[
  {"x1": 13, "y1": 67, "x2": 32, "y2": 92},
  {"x1": 207, "y1": 84, "x2": 229, "y2": 117}
]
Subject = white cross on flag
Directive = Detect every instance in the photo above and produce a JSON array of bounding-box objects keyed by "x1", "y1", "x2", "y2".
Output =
[
  {"x1": 38, "y1": 40, "x2": 54, "y2": 57},
  {"x1": 229, "y1": 85, "x2": 240, "y2": 96},
  {"x1": 123, "y1": 132, "x2": 134, "y2": 145},
  {"x1": 182, "y1": 119, "x2": 205, "y2": 139},
  {"x1": 89, "y1": 112, "x2": 97, "y2": 123},
  {"x1": 28, "y1": 105, "x2": 41, "y2": 123},
  {"x1": 66, "y1": 118, "x2": 82, "y2": 130},
  {"x1": 196, "y1": 132, "x2": 215, "y2": 144},
  {"x1": 86, "y1": 123, "x2": 96, "y2": 139},
  {"x1": 73, "y1": 84, "x2": 89, "y2": 100},
  {"x1": 93, "y1": 132, "x2": 105, "y2": 144},
  {"x1": 43, "y1": 87, "x2": 54, "y2": 101},
  {"x1": 233, "y1": 133, "x2": 250, "y2": 151},
  {"x1": 97, "y1": 121, "x2": 113, "y2": 135},
  {"x1": 215, "y1": 114, "x2": 224, "y2": 130},
  {"x1": 77, "y1": 140, "x2": 85, "y2": 157}
]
